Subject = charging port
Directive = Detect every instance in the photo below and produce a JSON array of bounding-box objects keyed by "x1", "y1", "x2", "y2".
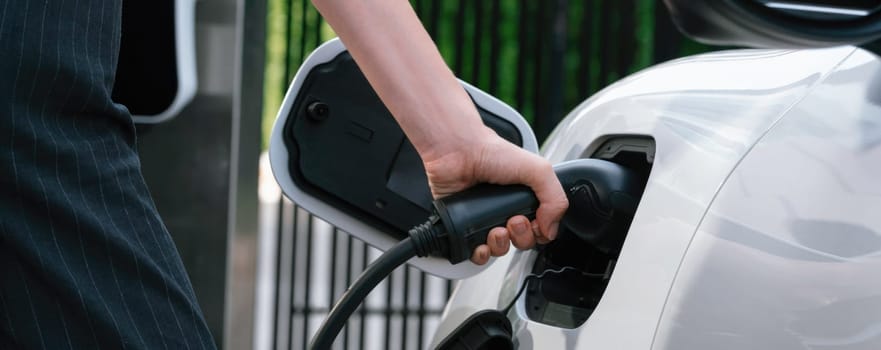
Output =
[{"x1": 525, "y1": 136, "x2": 653, "y2": 329}]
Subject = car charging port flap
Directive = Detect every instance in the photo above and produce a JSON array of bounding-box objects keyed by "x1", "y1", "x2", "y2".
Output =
[{"x1": 525, "y1": 234, "x2": 616, "y2": 328}]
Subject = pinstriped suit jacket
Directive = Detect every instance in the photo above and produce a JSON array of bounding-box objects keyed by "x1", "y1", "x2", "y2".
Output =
[{"x1": 0, "y1": 0, "x2": 216, "y2": 348}]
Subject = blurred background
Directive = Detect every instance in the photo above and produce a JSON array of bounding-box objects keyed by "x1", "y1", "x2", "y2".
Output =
[
  {"x1": 262, "y1": 0, "x2": 717, "y2": 146},
  {"x1": 124, "y1": 0, "x2": 717, "y2": 349}
]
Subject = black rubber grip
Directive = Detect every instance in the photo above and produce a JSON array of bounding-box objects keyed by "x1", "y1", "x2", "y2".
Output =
[{"x1": 433, "y1": 184, "x2": 538, "y2": 264}]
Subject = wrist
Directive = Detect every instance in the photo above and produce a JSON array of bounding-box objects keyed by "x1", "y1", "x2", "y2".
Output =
[{"x1": 418, "y1": 123, "x2": 497, "y2": 166}]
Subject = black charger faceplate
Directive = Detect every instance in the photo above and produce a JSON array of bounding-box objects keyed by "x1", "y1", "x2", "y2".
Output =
[{"x1": 283, "y1": 52, "x2": 523, "y2": 240}]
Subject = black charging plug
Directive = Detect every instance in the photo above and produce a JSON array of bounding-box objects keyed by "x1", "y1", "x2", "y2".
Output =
[
  {"x1": 409, "y1": 158, "x2": 643, "y2": 264},
  {"x1": 408, "y1": 184, "x2": 537, "y2": 263}
]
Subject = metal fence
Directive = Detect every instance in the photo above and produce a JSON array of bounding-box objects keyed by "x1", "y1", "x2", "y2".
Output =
[
  {"x1": 261, "y1": 195, "x2": 453, "y2": 350},
  {"x1": 259, "y1": 1, "x2": 711, "y2": 349}
]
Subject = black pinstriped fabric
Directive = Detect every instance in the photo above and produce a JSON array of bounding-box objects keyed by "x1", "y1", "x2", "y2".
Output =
[{"x1": 0, "y1": 0, "x2": 216, "y2": 349}]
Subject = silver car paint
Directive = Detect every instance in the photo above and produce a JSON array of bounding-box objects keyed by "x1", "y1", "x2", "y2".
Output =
[{"x1": 433, "y1": 46, "x2": 877, "y2": 349}]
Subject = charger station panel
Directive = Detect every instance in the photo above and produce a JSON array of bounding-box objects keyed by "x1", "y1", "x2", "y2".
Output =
[
  {"x1": 270, "y1": 38, "x2": 538, "y2": 279},
  {"x1": 283, "y1": 52, "x2": 523, "y2": 240}
]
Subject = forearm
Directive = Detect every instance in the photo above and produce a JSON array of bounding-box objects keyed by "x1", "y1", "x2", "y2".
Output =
[{"x1": 312, "y1": 0, "x2": 490, "y2": 162}]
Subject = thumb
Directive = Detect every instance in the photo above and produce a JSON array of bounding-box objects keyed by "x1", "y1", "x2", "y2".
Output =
[{"x1": 520, "y1": 154, "x2": 568, "y2": 241}]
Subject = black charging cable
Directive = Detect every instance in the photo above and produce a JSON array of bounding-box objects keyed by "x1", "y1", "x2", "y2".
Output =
[
  {"x1": 310, "y1": 237, "x2": 418, "y2": 349},
  {"x1": 431, "y1": 266, "x2": 610, "y2": 350},
  {"x1": 501, "y1": 266, "x2": 606, "y2": 315},
  {"x1": 312, "y1": 179, "x2": 543, "y2": 349}
]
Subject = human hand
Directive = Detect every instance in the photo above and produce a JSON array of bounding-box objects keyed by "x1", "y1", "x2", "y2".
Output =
[{"x1": 422, "y1": 127, "x2": 569, "y2": 265}]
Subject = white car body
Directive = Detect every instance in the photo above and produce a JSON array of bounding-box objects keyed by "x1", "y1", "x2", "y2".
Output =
[{"x1": 432, "y1": 46, "x2": 881, "y2": 349}]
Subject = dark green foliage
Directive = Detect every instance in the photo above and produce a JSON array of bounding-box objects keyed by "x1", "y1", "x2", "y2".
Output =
[{"x1": 263, "y1": 0, "x2": 715, "y2": 146}]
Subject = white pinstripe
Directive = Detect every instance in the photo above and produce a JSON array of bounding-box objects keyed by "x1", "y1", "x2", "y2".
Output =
[
  {"x1": 0, "y1": 294, "x2": 13, "y2": 339},
  {"x1": 133, "y1": 179, "x2": 211, "y2": 350},
  {"x1": 0, "y1": 0, "x2": 7, "y2": 42},
  {"x1": 0, "y1": 299, "x2": 12, "y2": 341},
  {"x1": 15, "y1": 262, "x2": 47, "y2": 350},
  {"x1": 100, "y1": 0, "x2": 181, "y2": 346},
  {"x1": 3, "y1": 0, "x2": 214, "y2": 347},
  {"x1": 89, "y1": 1, "x2": 168, "y2": 349},
  {"x1": 84, "y1": 1, "x2": 172, "y2": 346},
  {"x1": 107, "y1": 1, "x2": 208, "y2": 344},
  {"x1": 131, "y1": 179, "x2": 211, "y2": 346},
  {"x1": 54, "y1": 299, "x2": 75, "y2": 349},
  {"x1": 120, "y1": 144, "x2": 191, "y2": 350},
  {"x1": 8, "y1": 2, "x2": 49, "y2": 349},
  {"x1": 73, "y1": 0, "x2": 147, "y2": 347},
  {"x1": 155, "y1": 213, "x2": 210, "y2": 350},
  {"x1": 63, "y1": 126, "x2": 132, "y2": 350},
  {"x1": 32, "y1": 0, "x2": 102, "y2": 346},
  {"x1": 52, "y1": 0, "x2": 124, "y2": 347},
  {"x1": 9, "y1": 0, "x2": 28, "y2": 196},
  {"x1": 79, "y1": 101, "x2": 149, "y2": 349},
  {"x1": 21, "y1": 2, "x2": 77, "y2": 347},
  {"x1": 104, "y1": 137, "x2": 170, "y2": 350}
]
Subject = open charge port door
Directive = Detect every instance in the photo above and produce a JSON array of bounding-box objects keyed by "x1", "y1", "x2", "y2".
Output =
[{"x1": 525, "y1": 137, "x2": 654, "y2": 329}]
